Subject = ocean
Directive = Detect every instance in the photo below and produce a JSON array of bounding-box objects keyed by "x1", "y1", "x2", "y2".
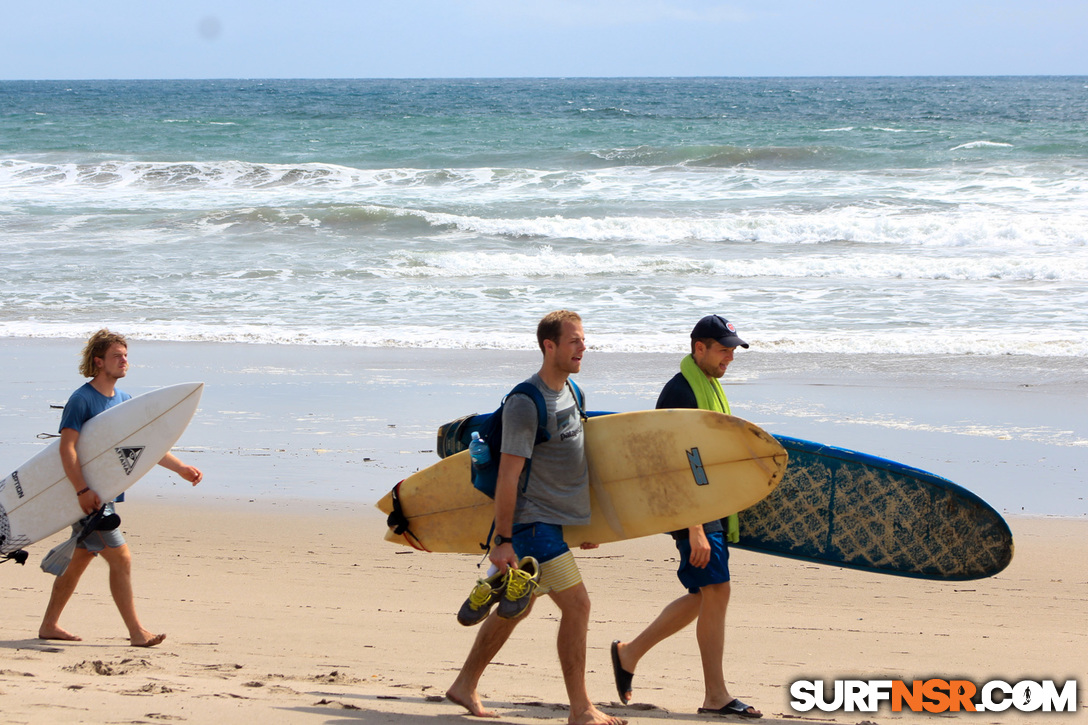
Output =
[
  {"x1": 2, "y1": 76, "x2": 1086, "y2": 514},
  {"x1": 2, "y1": 77, "x2": 1086, "y2": 361}
]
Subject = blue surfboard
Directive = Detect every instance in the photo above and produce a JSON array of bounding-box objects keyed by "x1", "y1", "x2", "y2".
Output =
[{"x1": 436, "y1": 413, "x2": 1013, "y2": 581}]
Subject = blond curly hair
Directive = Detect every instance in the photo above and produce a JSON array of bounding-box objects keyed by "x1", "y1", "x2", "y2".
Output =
[{"x1": 79, "y1": 329, "x2": 128, "y2": 378}]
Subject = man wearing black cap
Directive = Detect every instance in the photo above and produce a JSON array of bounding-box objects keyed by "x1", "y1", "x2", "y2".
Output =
[{"x1": 610, "y1": 315, "x2": 762, "y2": 719}]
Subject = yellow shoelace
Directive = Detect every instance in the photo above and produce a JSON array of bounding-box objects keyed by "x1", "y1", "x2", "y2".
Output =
[
  {"x1": 468, "y1": 580, "x2": 497, "y2": 608},
  {"x1": 504, "y1": 567, "x2": 537, "y2": 599}
]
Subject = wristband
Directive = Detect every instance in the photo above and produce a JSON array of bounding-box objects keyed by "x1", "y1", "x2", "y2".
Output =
[{"x1": 76, "y1": 487, "x2": 90, "y2": 495}]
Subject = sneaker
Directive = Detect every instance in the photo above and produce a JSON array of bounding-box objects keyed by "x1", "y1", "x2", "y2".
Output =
[
  {"x1": 496, "y1": 556, "x2": 540, "y2": 620},
  {"x1": 456, "y1": 569, "x2": 507, "y2": 626}
]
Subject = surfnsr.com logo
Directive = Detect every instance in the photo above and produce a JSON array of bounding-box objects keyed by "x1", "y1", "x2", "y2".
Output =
[{"x1": 790, "y1": 678, "x2": 1078, "y2": 714}]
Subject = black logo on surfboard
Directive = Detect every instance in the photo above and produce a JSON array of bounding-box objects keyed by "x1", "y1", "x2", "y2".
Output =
[{"x1": 115, "y1": 447, "x2": 145, "y2": 475}]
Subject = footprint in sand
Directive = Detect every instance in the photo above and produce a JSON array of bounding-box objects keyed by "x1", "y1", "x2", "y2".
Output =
[
  {"x1": 242, "y1": 681, "x2": 300, "y2": 695},
  {"x1": 314, "y1": 698, "x2": 361, "y2": 710},
  {"x1": 308, "y1": 670, "x2": 362, "y2": 685},
  {"x1": 64, "y1": 658, "x2": 159, "y2": 676},
  {"x1": 125, "y1": 682, "x2": 178, "y2": 695},
  {"x1": 195, "y1": 663, "x2": 244, "y2": 678},
  {"x1": 0, "y1": 669, "x2": 35, "y2": 678}
]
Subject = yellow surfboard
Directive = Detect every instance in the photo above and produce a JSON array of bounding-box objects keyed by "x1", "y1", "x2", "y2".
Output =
[{"x1": 376, "y1": 409, "x2": 788, "y2": 553}]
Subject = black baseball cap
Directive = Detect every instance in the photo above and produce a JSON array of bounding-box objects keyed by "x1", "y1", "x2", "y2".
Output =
[{"x1": 690, "y1": 315, "x2": 749, "y2": 349}]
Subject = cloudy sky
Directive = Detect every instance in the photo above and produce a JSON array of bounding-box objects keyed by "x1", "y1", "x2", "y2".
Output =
[{"x1": 2, "y1": 0, "x2": 1085, "y2": 79}]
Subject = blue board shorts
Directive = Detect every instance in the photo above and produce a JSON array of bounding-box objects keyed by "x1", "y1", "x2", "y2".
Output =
[
  {"x1": 512, "y1": 522, "x2": 582, "y2": 595},
  {"x1": 675, "y1": 529, "x2": 730, "y2": 593}
]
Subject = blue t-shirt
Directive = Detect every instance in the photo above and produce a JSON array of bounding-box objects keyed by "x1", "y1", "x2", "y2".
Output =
[{"x1": 59, "y1": 382, "x2": 131, "y2": 433}]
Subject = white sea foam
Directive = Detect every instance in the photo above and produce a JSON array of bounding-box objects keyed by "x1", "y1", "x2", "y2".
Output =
[
  {"x1": 8, "y1": 162, "x2": 1086, "y2": 253},
  {"x1": 2, "y1": 321, "x2": 1085, "y2": 358},
  {"x1": 0, "y1": 159, "x2": 363, "y2": 191},
  {"x1": 5, "y1": 158, "x2": 1086, "y2": 211},
  {"x1": 363, "y1": 247, "x2": 1088, "y2": 282},
  {"x1": 406, "y1": 209, "x2": 1088, "y2": 251},
  {"x1": 874, "y1": 127, "x2": 933, "y2": 134},
  {"x1": 950, "y1": 141, "x2": 1015, "y2": 151}
]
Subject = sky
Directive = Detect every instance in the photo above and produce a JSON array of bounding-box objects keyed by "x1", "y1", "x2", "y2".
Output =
[{"x1": 1, "y1": 0, "x2": 1086, "y2": 80}]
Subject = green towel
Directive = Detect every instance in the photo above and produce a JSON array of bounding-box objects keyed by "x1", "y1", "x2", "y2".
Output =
[
  {"x1": 679, "y1": 354, "x2": 740, "y2": 543},
  {"x1": 680, "y1": 354, "x2": 732, "y2": 415}
]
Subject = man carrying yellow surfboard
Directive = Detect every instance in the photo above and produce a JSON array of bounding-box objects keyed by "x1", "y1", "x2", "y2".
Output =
[
  {"x1": 446, "y1": 310, "x2": 626, "y2": 725},
  {"x1": 611, "y1": 315, "x2": 763, "y2": 719}
]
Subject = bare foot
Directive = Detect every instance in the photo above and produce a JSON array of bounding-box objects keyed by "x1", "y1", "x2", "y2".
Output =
[
  {"x1": 569, "y1": 705, "x2": 627, "y2": 725},
  {"x1": 38, "y1": 626, "x2": 82, "y2": 642},
  {"x1": 446, "y1": 687, "x2": 498, "y2": 718},
  {"x1": 131, "y1": 632, "x2": 166, "y2": 647}
]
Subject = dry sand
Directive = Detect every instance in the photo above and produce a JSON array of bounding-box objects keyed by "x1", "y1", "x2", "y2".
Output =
[{"x1": 1, "y1": 499, "x2": 1084, "y2": 724}]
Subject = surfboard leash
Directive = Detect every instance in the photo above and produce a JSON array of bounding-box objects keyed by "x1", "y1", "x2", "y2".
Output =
[{"x1": 386, "y1": 482, "x2": 430, "y2": 552}]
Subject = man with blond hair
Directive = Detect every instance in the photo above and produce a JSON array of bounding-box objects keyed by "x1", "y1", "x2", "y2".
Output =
[
  {"x1": 38, "y1": 329, "x2": 203, "y2": 647},
  {"x1": 447, "y1": 311, "x2": 625, "y2": 725}
]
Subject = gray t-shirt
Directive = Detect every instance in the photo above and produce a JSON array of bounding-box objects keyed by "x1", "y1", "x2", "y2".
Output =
[{"x1": 501, "y1": 373, "x2": 590, "y2": 527}]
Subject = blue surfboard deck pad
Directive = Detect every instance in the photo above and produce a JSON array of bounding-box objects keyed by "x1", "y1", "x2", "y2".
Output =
[{"x1": 436, "y1": 413, "x2": 1013, "y2": 581}]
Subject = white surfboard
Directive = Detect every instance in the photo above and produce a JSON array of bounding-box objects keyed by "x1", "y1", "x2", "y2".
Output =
[{"x1": 0, "y1": 382, "x2": 203, "y2": 556}]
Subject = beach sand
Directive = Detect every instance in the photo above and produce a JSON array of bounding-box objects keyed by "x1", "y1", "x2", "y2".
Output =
[
  {"x1": 2, "y1": 502, "x2": 1084, "y2": 724},
  {"x1": 1, "y1": 339, "x2": 1085, "y2": 723}
]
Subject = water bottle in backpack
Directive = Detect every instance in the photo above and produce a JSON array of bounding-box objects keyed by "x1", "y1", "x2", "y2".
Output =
[{"x1": 469, "y1": 431, "x2": 491, "y2": 468}]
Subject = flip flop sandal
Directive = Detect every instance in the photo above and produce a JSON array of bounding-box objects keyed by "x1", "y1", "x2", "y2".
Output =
[
  {"x1": 610, "y1": 640, "x2": 634, "y2": 704},
  {"x1": 697, "y1": 698, "x2": 763, "y2": 718}
]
